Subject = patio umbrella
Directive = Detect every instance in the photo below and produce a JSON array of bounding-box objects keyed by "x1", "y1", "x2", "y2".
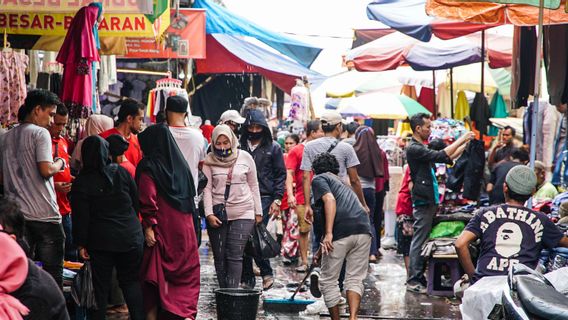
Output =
[
  {"x1": 426, "y1": 0, "x2": 568, "y2": 25},
  {"x1": 326, "y1": 92, "x2": 432, "y2": 120},
  {"x1": 366, "y1": 0, "x2": 500, "y2": 42},
  {"x1": 346, "y1": 31, "x2": 511, "y2": 72}
]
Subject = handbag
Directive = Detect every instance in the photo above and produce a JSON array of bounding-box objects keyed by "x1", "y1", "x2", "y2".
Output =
[
  {"x1": 70, "y1": 261, "x2": 98, "y2": 309},
  {"x1": 212, "y1": 161, "x2": 236, "y2": 224},
  {"x1": 245, "y1": 223, "x2": 281, "y2": 259}
]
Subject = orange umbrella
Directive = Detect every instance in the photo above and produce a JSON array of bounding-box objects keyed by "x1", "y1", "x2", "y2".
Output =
[{"x1": 426, "y1": 0, "x2": 568, "y2": 25}]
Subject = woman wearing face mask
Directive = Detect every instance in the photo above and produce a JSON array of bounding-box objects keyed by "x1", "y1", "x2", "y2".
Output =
[{"x1": 203, "y1": 125, "x2": 263, "y2": 288}]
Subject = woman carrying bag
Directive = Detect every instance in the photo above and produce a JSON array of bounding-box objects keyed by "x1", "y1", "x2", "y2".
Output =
[
  {"x1": 70, "y1": 136, "x2": 144, "y2": 320},
  {"x1": 203, "y1": 125, "x2": 263, "y2": 288}
]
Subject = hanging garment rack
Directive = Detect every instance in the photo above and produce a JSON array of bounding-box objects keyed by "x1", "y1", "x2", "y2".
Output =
[
  {"x1": 117, "y1": 68, "x2": 172, "y2": 77},
  {"x1": 3, "y1": 29, "x2": 12, "y2": 53}
]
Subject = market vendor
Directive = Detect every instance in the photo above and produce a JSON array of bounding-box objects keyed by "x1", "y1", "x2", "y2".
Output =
[
  {"x1": 455, "y1": 165, "x2": 568, "y2": 283},
  {"x1": 487, "y1": 126, "x2": 516, "y2": 170},
  {"x1": 533, "y1": 160, "x2": 559, "y2": 201}
]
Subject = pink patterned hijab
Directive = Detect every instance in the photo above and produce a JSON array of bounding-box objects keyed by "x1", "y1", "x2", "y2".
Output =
[{"x1": 0, "y1": 229, "x2": 29, "y2": 319}]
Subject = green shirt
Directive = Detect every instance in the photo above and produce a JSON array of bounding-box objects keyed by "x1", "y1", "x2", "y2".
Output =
[{"x1": 533, "y1": 182, "x2": 558, "y2": 201}]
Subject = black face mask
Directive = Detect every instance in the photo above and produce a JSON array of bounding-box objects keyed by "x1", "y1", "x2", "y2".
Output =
[{"x1": 248, "y1": 131, "x2": 263, "y2": 141}]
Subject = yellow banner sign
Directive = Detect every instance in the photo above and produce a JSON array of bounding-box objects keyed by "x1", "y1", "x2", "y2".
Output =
[
  {"x1": 0, "y1": 0, "x2": 153, "y2": 14},
  {"x1": 0, "y1": 12, "x2": 157, "y2": 36}
]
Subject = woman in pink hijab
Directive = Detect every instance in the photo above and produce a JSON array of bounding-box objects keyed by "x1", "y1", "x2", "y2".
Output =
[
  {"x1": 71, "y1": 114, "x2": 114, "y2": 171},
  {"x1": 0, "y1": 229, "x2": 29, "y2": 320}
]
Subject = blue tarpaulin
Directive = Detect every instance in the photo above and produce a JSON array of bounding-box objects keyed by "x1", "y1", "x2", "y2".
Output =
[{"x1": 193, "y1": 0, "x2": 322, "y2": 68}]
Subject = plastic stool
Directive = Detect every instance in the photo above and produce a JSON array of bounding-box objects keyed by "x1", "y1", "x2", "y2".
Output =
[{"x1": 426, "y1": 255, "x2": 462, "y2": 297}]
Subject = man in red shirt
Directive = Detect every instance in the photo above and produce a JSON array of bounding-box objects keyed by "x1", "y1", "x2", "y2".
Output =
[
  {"x1": 48, "y1": 104, "x2": 75, "y2": 261},
  {"x1": 286, "y1": 120, "x2": 324, "y2": 271},
  {"x1": 99, "y1": 99, "x2": 144, "y2": 167}
]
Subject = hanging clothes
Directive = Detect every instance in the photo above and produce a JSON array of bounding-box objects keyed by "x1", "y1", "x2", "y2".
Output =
[
  {"x1": 470, "y1": 93, "x2": 491, "y2": 135},
  {"x1": 524, "y1": 101, "x2": 562, "y2": 171},
  {"x1": 418, "y1": 87, "x2": 435, "y2": 114},
  {"x1": 400, "y1": 85, "x2": 417, "y2": 100},
  {"x1": 56, "y1": 3, "x2": 102, "y2": 119},
  {"x1": 146, "y1": 78, "x2": 189, "y2": 123},
  {"x1": 544, "y1": 24, "x2": 568, "y2": 107},
  {"x1": 462, "y1": 140, "x2": 485, "y2": 200},
  {"x1": 0, "y1": 50, "x2": 28, "y2": 126},
  {"x1": 488, "y1": 91, "x2": 508, "y2": 137},
  {"x1": 437, "y1": 83, "x2": 452, "y2": 119},
  {"x1": 511, "y1": 26, "x2": 537, "y2": 108},
  {"x1": 454, "y1": 91, "x2": 469, "y2": 121},
  {"x1": 28, "y1": 50, "x2": 41, "y2": 89}
]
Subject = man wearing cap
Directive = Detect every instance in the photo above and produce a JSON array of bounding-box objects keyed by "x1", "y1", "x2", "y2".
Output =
[
  {"x1": 301, "y1": 111, "x2": 369, "y2": 231},
  {"x1": 533, "y1": 160, "x2": 558, "y2": 201},
  {"x1": 455, "y1": 165, "x2": 568, "y2": 284},
  {"x1": 218, "y1": 109, "x2": 246, "y2": 137},
  {"x1": 166, "y1": 96, "x2": 206, "y2": 199}
]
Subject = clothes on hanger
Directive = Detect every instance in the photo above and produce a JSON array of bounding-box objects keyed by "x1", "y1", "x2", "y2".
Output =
[
  {"x1": 418, "y1": 87, "x2": 435, "y2": 114},
  {"x1": 0, "y1": 50, "x2": 28, "y2": 126},
  {"x1": 511, "y1": 26, "x2": 537, "y2": 108},
  {"x1": 146, "y1": 77, "x2": 189, "y2": 123},
  {"x1": 488, "y1": 91, "x2": 508, "y2": 137},
  {"x1": 544, "y1": 24, "x2": 568, "y2": 107},
  {"x1": 470, "y1": 92, "x2": 491, "y2": 135},
  {"x1": 454, "y1": 91, "x2": 469, "y2": 121}
]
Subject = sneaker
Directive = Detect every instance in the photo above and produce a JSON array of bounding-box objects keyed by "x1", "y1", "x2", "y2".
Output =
[
  {"x1": 304, "y1": 300, "x2": 327, "y2": 315},
  {"x1": 381, "y1": 236, "x2": 397, "y2": 250},
  {"x1": 310, "y1": 267, "x2": 322, "y2": 298},
  {"x1": 406, "y1": 282, "x2": 427, "y2": 294}
]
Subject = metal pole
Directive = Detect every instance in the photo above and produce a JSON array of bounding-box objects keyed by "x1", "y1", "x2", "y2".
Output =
[
  {"x1": 432, "y1": 70, "x2": 437, "y2": 118},
  {"x1": 481, "y1": 30, "x2": 485, "y2": 96},
  {"x1": 450, "y1": 68, "x2": 454, "y2": 118},
  {"x1": 528, "y1": 0, "x2": 545, "y2": 209}
]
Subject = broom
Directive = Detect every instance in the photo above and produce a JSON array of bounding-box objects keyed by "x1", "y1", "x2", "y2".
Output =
[{"x1": 262, "y1": 249, "x2": 321, "y2": 313}]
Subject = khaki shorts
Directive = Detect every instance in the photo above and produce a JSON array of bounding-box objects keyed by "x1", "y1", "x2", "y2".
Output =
[{"x1": 295, "y1": 205, "x2": 311, "y2": 234}]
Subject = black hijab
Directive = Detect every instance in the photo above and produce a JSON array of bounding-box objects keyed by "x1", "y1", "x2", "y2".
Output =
[
  {"x1": 81, "y1": 135, "x2": 118, "y2": 186},
  {"x1": 136, "y1": 124, "x2": 196, "y2": 214}
]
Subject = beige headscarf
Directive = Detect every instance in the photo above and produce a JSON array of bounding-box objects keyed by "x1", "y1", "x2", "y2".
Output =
[
  {"x1": 204, "y1": 124, "x2": 239, "y2": 168},
  {"x1": 71, "y1": 114, "x2": 114, "y2": 171}
]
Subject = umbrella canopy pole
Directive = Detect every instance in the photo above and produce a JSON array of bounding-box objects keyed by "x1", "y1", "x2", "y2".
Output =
[
  {"x1": 528, "y1": 0, "x2": 545, "y2": 209},
  {"x1": 432, "y1": 70, "x2": 437, "y2": 118},
  {"x1": 450, "y1": 68, "x2": 454, "y2": 118},
  {"x1": 481, "y1": 30, "x2": 485, "y2": 96}
]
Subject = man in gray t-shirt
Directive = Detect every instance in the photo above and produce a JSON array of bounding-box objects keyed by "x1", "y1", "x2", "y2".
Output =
[
  {"x1": 301, "y1": 111, "x2": 368, "y2": 225},
  {"x1": 0, "y1": 90, "x2": 67, "y2": 288}
]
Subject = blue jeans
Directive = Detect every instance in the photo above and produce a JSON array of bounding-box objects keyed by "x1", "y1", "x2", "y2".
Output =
[
  {"x1": 242, "y1": 196, "x2": 274, "y2": 286},
  {"x1": 363, "y1": 188, "x2": 378, "y2": 256},
  {"x1": 62, "y1": 214, "x2": 78, "y2": 261}
]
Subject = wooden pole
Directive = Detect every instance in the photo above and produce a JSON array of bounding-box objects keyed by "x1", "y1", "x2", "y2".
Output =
[
  {"x1": 481, "y1": 30, "x2": 485, "y2": 96},
  {"x1": 432, "y1": 70, "x2": 437, "y2": 118},
  {"x1": 450, "y1": 68, "x2": 454, "y2": 118}
]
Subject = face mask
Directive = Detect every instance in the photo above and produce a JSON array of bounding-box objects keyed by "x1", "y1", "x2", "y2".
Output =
[
  {"x1": 248, "y1": 131, "x2": 263, "y2": 141},
  {"x1": 214, "y1": 147, "x2": 233, "y2": 158}
]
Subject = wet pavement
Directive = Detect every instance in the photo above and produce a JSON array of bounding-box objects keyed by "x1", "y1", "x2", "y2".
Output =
[{"x1": 196, "y1": 236, "x2": 463, "y2": 320}]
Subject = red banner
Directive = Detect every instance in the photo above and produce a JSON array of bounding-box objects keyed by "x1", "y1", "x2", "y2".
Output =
[{"x1": 124, "y1": 9, "x2": 206, "y2": 59}]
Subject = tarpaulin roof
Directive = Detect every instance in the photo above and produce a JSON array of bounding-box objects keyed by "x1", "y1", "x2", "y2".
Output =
[
  {"x1": 346, "y1": 31, "x2": 511, "y2": 72},
  {"x1": 193, "y1": 0, "x2": 322, "y2": 67},
  {"x1": 195, "y1": 34, "x2": 324, "y2": 93},
  {"x1": 366, "y1": 0, "x2": 499, "y2": 42},
  {"x1": 426, "y1": 0, "x2": 568, "y2": 25}
]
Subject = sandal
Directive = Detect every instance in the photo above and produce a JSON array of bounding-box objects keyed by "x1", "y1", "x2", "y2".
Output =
[
  {"x1": 262, "y1": 276, "x2": 274, "y2": 291},
  {"x1": 295, "y1": 264, "x2": 309, "y2": 273}
]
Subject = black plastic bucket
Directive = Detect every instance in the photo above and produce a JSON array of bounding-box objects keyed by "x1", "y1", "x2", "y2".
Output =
[{"x1": 214, "y1": 288, "x2": 262, "y2": 320}]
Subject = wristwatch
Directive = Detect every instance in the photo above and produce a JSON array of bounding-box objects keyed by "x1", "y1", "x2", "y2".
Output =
[{"x1": 274, "y1": 199, "x2": 282, "y2": 206}]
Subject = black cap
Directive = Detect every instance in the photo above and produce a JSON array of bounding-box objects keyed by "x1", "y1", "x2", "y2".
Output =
[{"x1": 166, "y1": 96, "x2": 189, "y2": 113}]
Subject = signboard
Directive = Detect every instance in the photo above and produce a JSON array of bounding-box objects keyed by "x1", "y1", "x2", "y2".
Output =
[
  {"x1": 1, "y1": 0, "x2": 154, "y2": 14},
  {"x1": 125, "y1": 9, "x2": 206, "y2": 59},
  {"x1": 0, "y1": 12, "x2": 159, "y2": 36}
]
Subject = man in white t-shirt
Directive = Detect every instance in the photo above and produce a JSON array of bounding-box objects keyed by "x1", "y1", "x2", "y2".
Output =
[
  {"x1": 0, "y1": 89, "x2": 67, "y2": 288},
  {"x1": 165, "y1": 96, "x2": 206, "y2": 198}
]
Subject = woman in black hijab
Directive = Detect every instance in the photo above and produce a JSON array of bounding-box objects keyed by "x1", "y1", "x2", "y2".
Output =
[
  {"x1": 70, "y1": 135, "x2": 144, "y2": 320},
  {"x1": 136, "y1": 124, "x2": 200, "y2": 320}
]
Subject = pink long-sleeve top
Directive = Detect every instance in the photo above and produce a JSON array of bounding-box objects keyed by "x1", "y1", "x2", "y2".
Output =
[{"x1": 203, "y1": 151, "x2": 262, "y2": 220}]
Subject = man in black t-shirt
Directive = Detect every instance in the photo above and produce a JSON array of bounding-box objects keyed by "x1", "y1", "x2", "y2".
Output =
[
  {"x1": 487, "y1": 147, "x2": 528, "y2": 205},
  {"x1": 456, "y1": 166, "x2": 568, "y2": 283},
  {"x1": 310, "y1": 153, "x2": 371, "y2": 320}
]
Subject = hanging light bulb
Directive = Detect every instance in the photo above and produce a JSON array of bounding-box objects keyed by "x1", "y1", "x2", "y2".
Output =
[{"x1": 178, "y1": 70, "x2": 186, "y2": 80}]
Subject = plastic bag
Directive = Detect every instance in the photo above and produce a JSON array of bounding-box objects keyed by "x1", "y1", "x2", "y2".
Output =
[
  {"x1": 245, "y1": 224, "x2": 281, "y2": 259},
  {"x1": 71, "y1": 261, "x2": 98, "y2": 309},
  {"x1": 429, "y1": 221, "x2": 465, "y2": 239}
]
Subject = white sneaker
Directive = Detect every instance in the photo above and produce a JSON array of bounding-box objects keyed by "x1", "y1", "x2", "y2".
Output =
[
  {"x1": 381, "y1": 236, "x2": 397, "y2": 250},
  {"x1": 304, "y1": 300, "x2": 327, "y2": 315}
]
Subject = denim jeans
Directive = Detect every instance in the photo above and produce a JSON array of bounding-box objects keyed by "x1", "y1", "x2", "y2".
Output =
[
  {"x1": 61, "y1": 214, "x2": 78, "y2": 261},
  {"x1": 242, "y1": 196, "x2": 274, "y2": 286},
  {"x1": 24, "y1": 221, "x2": 65, "y2": 288},
  {"x1": 89, "y1": 247, "x2": 144, "y2": 320},
  {"x1": 407, "y1": 204, "x2": 436, "y2": 285},
  {"x1": 209, "y1": 219, "x2": 255, "y2": 288},
  {"x1": 363, "y1": 188, "x2": 378, "y2": 255}
]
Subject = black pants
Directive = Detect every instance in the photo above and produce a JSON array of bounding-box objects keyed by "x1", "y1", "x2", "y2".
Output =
[
  {"x1": 373, "y1": 189, "x2": 386, "y2": 250},
  {"x1": 25, "y1": 221, "x2": 65, "y2": 288},
  {"x1": 242, "y1": 196, "x2": 274, "y2": 287},
  {"x1": 88, "y1": 247, "x2": 144, "y2": 320}
]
